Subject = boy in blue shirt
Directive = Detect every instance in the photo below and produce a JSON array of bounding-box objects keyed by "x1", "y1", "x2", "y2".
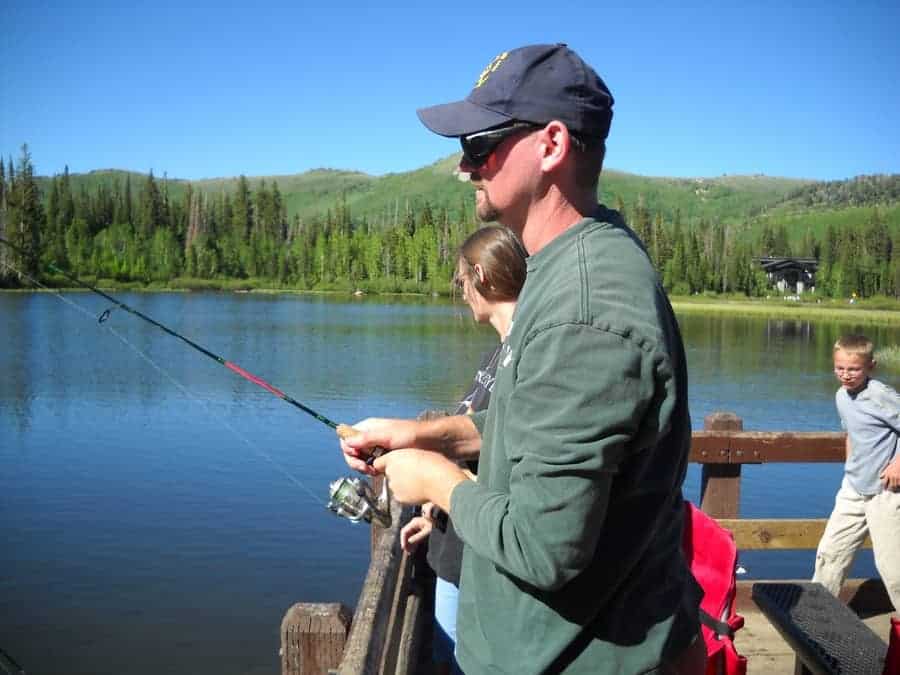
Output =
[{"x1": 813, "y1": 334, "x2": 900, "y2": 614}]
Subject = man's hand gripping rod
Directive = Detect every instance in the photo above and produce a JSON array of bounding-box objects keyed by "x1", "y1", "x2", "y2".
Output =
[
  {"x1": 327, "y1": 425, "x2": 391, "y2": 527},
  {"x1": 335, "y1": 424, "x2": 386, "y2": 466}
]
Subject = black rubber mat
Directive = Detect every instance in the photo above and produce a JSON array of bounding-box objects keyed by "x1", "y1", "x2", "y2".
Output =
[{"x1": 752, "y1": 581, "x2": 888, "y2": 675}]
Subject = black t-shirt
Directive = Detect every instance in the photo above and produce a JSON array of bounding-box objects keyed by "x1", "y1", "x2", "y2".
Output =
[{"x1": 425, "y1": 342, "x2": 502, "y2": 586}]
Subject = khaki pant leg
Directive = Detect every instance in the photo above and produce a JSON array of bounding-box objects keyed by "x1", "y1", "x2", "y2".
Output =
[
  {"x1": 865, "y1": 488, "x2": 900, "y2": 612},
  {"x1": 813, "y1": 480, "x2": 870, "y2": 596}
]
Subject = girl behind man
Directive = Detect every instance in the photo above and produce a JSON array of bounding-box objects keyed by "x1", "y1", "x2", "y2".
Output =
[{"x1": 401, "y1": 225, "x2": 527, "y2": 675}]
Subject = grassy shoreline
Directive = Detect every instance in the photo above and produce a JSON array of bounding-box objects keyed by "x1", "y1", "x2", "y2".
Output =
[
  {"x1": 4, "y1": 284, "x2": 899, "y2": 323},
  {"x1": 669, "y1": 298, "x2": 900, "y2": 324}
]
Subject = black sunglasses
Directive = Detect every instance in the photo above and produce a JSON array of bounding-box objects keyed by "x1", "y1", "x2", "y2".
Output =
[{"x1": 460, "y1": 121, "x2": 539, "y2": 168}]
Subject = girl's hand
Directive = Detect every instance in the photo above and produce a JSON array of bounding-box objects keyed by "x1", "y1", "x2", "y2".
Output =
[{"x1": 400, "y1": 516, "x2": 434, "y2": 553}]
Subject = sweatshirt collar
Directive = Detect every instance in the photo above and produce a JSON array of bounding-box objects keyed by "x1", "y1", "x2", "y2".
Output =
[{"x1": 526, "y1": 214, "x2": 603, "y2": 273}]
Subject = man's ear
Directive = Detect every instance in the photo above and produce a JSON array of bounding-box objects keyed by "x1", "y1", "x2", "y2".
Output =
[{"x1": 538, "y1": 120, "x2": 572, "y2": 173}]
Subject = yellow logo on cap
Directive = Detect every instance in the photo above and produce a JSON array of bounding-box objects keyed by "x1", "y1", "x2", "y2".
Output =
[{"x1": 474, "y1": 51, "x2": 509, "y2": 89}]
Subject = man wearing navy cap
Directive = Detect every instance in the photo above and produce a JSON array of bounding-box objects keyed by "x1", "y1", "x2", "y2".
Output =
[{"x1": 342, "y1": 44, "x2": 704, "y2": 674}]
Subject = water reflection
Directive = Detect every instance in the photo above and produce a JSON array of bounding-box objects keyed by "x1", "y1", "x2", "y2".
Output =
[{"x1": 1, "y1": 292, "x2": 898, "y2": 675}]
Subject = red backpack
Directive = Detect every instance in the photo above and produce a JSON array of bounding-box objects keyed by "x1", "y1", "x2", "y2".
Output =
[
  {"x1": 884, "y1": 617, "x2": 900, "y2": 675},
  {"x1": 682, "y1": 501, "x2": 748, "y2": 675}
]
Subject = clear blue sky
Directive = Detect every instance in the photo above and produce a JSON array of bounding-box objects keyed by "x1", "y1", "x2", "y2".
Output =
[{"x1": 2, "y1": 0, "x2": 898, "y2": 181}]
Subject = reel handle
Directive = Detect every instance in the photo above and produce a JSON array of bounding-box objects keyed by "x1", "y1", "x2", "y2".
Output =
[{"x1": 336, "y1": 423, "x2": 386, "y2": 466}]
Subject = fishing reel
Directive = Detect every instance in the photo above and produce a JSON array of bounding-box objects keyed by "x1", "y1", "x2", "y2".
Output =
[{"x1": 327, "y1": 476, "x2": 391, "y2": 528}]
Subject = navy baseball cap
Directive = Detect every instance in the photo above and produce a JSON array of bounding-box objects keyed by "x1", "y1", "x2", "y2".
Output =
[{"x1": 417, "y1": 43, "x2": 614, "y2": 139}]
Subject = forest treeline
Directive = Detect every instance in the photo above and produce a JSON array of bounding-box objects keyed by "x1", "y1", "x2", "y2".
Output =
[
  {"x1": 782, "y1": 174, "x2": 900, "y2": 210},
  {"x1": 2, "y1": 144, "x2": 899, "y2": 298}
]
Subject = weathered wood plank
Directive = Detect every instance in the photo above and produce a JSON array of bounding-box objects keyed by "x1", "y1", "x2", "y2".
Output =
[
  {"x1": 378, "y1": 544, "x2": 429, "y2": 675},
  {"x1": 690, "y1": 431, "x2": 846, "y2": 464},
  {"x1": 392, "y1": 574, "x2": 429, "y2": 675},
  {"x1": 370, "y1": 475, "x2": 387, "y2": 558},
  {"x1": 337, "y1": 498, "x2": 403, "y2": 675},
  {"x1": 280, "y1": 603, "x2": 351, "y2": 675},
  {"x1": 720, "y1": 518, "x2": 872, "y2": 550},
  {"x1": 700, "y1": 413, "x2": 743, "y2": 517},
  {"x1": 690, "y1": 432, "x2": 733, "y2": 463},
  {"x1": 337, "y1": 500, "x2": 430, "y2": 675},
  {"x1": 700, "y1": 464, "x2": 742, "y2": 517},
  {"x1": 377, "y1": 545, "x2": 413, "y2": 675}
]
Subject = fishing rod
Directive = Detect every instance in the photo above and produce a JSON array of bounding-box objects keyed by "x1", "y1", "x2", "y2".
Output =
[{"x1": 0, "y1": 236, "x2": 390, "y2": 527}]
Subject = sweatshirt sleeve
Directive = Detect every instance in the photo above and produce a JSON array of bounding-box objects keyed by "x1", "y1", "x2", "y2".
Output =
[
  {"x1": 469, "y1": 408, "x2": 488, "y2": 436},
  {"x1": 450, "y1": 323, "x2": 661, "y2": 591}
]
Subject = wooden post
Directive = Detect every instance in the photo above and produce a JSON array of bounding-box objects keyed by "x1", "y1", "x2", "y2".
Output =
[
  {"x1": 370, "y1": 475, "x2": 387, "y2": 559},
  {"x1": 700, "y1": 412, "x2": 742, "y2": 518},
  {"x1": 280, "y1": 602, "x2": 351, "y2": 675}
]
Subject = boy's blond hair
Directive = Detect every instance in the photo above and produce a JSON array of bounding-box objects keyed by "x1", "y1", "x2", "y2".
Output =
[{"x1": 834, "y1": 334, "x2": 875, "y2": 361}]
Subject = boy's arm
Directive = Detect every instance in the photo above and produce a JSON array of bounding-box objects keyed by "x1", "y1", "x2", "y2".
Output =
[{"x1": 845, "y1": 434, "x2": 852, "y2": 461}]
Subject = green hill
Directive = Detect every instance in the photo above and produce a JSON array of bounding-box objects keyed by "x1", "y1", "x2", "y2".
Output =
[
  {"x1": 15, "y1": 155, "x2": 900, "y2": 298},
  {"x1": 39, "y1": 158, "x2": 814, "y2": 224},
  {"x1": 36, "y1": 159, "x2": 899, "y2": 237},
  {"x1": 598, "y1": 170, "x2": 810, "y2": 223},
  {"x1": 744, "y1": 175, "x2": 900, "y2": 244}
]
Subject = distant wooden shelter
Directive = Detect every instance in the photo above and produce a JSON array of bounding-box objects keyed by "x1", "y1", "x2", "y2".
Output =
[{"x1": 757, "y1": 257, "x2": 818, "y2": 295}]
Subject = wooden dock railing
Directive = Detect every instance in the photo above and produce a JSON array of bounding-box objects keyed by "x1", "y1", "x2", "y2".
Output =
[
  {"x1": 281, "y1": 482, "x2": 428, "y2": 675},
  {"x1": 696, "y1": 412, "x2": 872, "y2": 549},
  {"x1": 280, "y1": 411, "x2": 884, "y2": 674}
]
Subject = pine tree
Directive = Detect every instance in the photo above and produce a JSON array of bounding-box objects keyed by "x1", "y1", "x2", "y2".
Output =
[
  {"x1": 710, "y1": 220, "x2": 726, "y2": 293},
  {"x1": 632, "y1": 199, "x2": 651, "y2": 248},
  {"x1": 650, "y1": 212, "x2": 668, "y2": 268},
  {"x1": 232, "y1": 175, "x2": 253, "y2": 241},
  {"x1": 160, "y1": 173, "x2": 172, "y2": 232},
  {"x1": 123, "y1": 174, "x2": 133, "y2": 226},
  {"x1": 255, "y1": 180, "x2": 272, "y2": 237},
  {"x1": 136, "y1": 171, "x2": 164, "y2": 237},
  {"x1": 663, "y1": 236, "x2": 687, "y2": 293},
  {"x1": 5, "y1": 144, "x2": 45, "y2": 281},
  {"x1": 774, "y1": 225, "x2": 791, "y2": 256},
  {"x1": 44, "y1": 176, "x2": 68, "y2": 267},
  {"x1": 759, "y1": 225, "x2": 777, "y2": 256},
  {"x1": 0, "y1": 158, "x2": 6, "y2": 210},
  {"x1": 0, "y1": 158, "x2": 7, "y2": 284},
  {"x1": 184, "y1": 186, "x2": 204, "y2": 252},
  {"x1": 58, "y1": 166, "x2": 75, "y2": 233},
  {"x1": 888, "y1": 233, "x2": 900, "y2": 298},
  {"x1": 271, "y1": 182, "x2": 287, "y2": 240}
]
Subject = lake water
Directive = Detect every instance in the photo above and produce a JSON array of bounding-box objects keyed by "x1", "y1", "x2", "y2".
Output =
[{"x1": 1, "y1": 292, "x2": 898, "y2": 674}]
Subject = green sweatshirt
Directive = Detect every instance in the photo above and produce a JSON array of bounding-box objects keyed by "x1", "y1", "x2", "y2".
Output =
[{"x1": 450, "y1": 211, "x2": 701, "y2": 674}]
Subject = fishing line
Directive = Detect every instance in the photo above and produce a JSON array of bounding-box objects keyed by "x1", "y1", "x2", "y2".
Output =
[
  {"x1": 1, "y1": 239, "x2": 390, "y2": 525},
  {"x1": 1, "y1": 257, "x2": 326, "y2": 506}
]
